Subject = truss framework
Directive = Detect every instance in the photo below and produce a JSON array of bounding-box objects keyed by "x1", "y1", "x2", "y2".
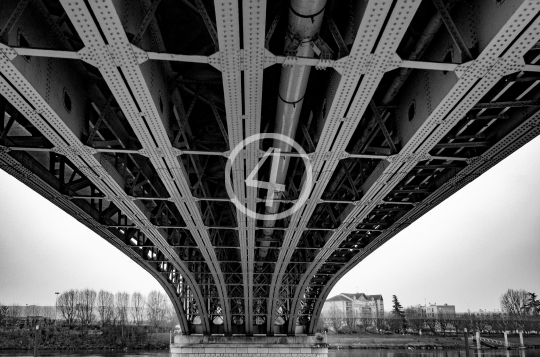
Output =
[
  {"x1": 0, "y1": 0, "x2": 540, "y2": 336},
  {"x1": 288, "y1": 0, "x2": 540, "y2": 334}
]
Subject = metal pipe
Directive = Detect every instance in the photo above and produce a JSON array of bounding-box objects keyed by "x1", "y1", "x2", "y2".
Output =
[{"x1": 259, "y1": 0, "x2": 327, "y2": 260}]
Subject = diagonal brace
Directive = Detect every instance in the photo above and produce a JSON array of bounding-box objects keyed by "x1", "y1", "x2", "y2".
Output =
[
  {"x1": 133, "y1": 0, "x2": 163, "y2": 46},
  {"x1": 431, "y1": 0, "x2": 473, "y2": 62},
  {"x1": 369, "y1": 100, "x2": 397, "y2": 154}
]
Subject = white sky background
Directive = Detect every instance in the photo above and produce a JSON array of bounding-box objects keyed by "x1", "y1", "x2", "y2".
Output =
[{"x1": 1, "y1": 136, "x2": 540, "y2": 311}]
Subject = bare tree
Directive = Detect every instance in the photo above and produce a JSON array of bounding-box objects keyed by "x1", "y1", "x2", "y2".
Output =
[
  {"x1": 8, "y1": 305, "x2": 22, "y2": 333},
  {"x1": 425, "y1": 315, "x2": 438, "y2": 334},
  {"x1": 146, "y1": 290, "x2": 168, "y2": 335},
  {"x1": 494, "y1": 312, "x2": 511, "y2": 333},
  {"x1": 165, "y1": 302, "x2": 178, "y2": 330},
  {"x1": 405, "y1": 307, "x2": 424, "y2": 333},
  {"x1": 438, "y1": 312, "x2": 451, "y2": 336},
  {"x1": 450, "y1": 313, "x2": 468, "y2": 335},
  {"x1": 58, "y1": 290, "x2": 77, "y2": 329},
  {"x1": 131, "y1": 292, "x2": 145, "y2": 326},
  {"x1": 40, "y1": 306, "x2": 56, "y2": 332},
  {"x1": 25, "y1": 305, "x2": 39, "y2": 329},
  {"x1": 344, "y1": 308, "x2": 358, "y2": 331},
  {"x1": 500, "y1": 289, "x2": 528, "y2": 316},
  {"x1": 0, "y1": 303, "x2": 7, "y2": 332},
  {"x1": 359, "y1": 315, "x2": 373, "y2": 332},
  {"x1": 76, "y1": 289, "x2": 96, "y2": 335},
  {"x1": 96, "y1": 290, "x2": 115, "y2": 326},
  {"x1": 326, "y1": 306, "x2": 344, "y2": 333},
  {"x1": 115, "y1": 292, "x2": 130, "y2": 337}
]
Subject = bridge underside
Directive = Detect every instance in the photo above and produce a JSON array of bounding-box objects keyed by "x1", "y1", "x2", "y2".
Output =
[{"x1": 1, "y1": 0, "x2": 540, "y2": 338}]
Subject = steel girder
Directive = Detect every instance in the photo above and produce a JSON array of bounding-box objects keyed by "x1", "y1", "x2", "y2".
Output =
[
  {"x1": 1, "y1": 45, "x2": 483, "y2": 73},
  {"x1": 2, "y1": 0, "x2": 540, "y2": 337},
  {"x1": 213, "y1": 0, "x2": 267, "y2": 334},
  {"x1": 289, "y1": 0, "x2": 540, "y2": 334},
  {"x1": 268, "y1": 0, "x2": 423, "y2": 334},
  {"x1": 0, "y1": 64, "x2": 210, "y2": 329},
  {"x1": 240, "y1": 0, "x2": 266, "y2": 334},
  {"x1": 0, "y1": 1, "x2": 210, "y2": 332},
  {"x1": 309, "y1": 103, "x2": 540, "y2": 334},
  {"x1": 213, "y1": 0, "x2": 249, "y2": 333},
  {"x1": 58, "y1": 0, "x2": 230, "y2": 334},
  {"x1": 0, "y1": 150, "x2": 191, "y2": 332}
]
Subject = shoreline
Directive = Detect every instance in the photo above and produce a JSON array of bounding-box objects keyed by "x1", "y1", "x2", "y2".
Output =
[
  {"x1": 321, "y1": 334, "x2": 540, "y2": 350},
  {"x1": 2, "y1": 333, "x2": 540, "y2": 352},
  {"x1": 0, "y1": 331, "x2": 170, "y2": 351}
]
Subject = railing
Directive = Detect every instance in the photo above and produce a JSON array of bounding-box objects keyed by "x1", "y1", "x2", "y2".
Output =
[{"x1": 473, "y1": 336, "x2": 518, "y2": 348}]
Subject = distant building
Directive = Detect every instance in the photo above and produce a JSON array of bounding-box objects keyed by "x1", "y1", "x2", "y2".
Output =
[
  {"x1": 419, "y1": 303, "x2": 456, "y2": 317},
  {"x1": 322, "y1": 293, "x2": 384, "y2": 318}
]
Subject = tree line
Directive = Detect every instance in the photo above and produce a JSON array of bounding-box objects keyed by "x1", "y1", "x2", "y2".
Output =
[
  {"x1": 318, "y1": 289, "x2": 540, "y2": 335},
  {"x1": 0, "y1": 289, "x2": 178, "y2": 336}
]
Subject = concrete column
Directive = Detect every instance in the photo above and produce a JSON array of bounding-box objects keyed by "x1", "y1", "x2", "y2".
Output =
[
  {"x1": 464, "y1": 328, "x2": 470, "y2": 357},
  {"x1": 476, "y1": 331, "x2": 481, "y2": 350},
  {"x1": 171, "y1": 335, "x2": 328, "y2": 357},
  {"x1": 504, "y1": 331, "x2": 509, "y2": 349},
  {"x1": 519, "y1": 331, "x2": 525, "y2": 349}
]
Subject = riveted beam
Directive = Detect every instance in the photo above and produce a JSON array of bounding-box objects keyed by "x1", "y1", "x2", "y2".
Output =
[
  {"x1": 309, "y1": 102, "x2": 540, "y2": 334},
  {"x1": 213, "y1": 0, "x2": 248, "y2": 334},
  {"x1": 242, "y1": 0, "x2": 267, "y2": 334},
  {"x1": 0, "y1": 0, "x2": 30, "y2": 43},
  {"x1": 294, "y1": 0, "x2": 540, "y2": 334},
  {"x1": 3, "y1": 44, "x2": 506, "y2": 74},
  {"x1": 0, "y1": 141, "x2": 191, "y2": 332},
  {"x1": 276, "y1": 0, "x2": 423, "y2": 335},
  {"x1": 132, "y1": 0, "x2": 163, "y2": 46},
  {"x1": 0, "y1": 12, "x2": 209, "y2": 335},
  {"x1": 60, "y1": 0, "x2": 230, "y2": 334},
  {"x1": 194, "y1": 0, "x2": 219, "y2": 51},
  {"x1": 431, "y1": 0, "x2": 473, "y2": 62}
]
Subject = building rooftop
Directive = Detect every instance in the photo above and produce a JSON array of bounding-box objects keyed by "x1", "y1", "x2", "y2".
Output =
[
  {"x1": 325, "y1": 295, "x2": 350, "y2": 302},
  {"x1": 326, "y1": 293, "x2": 383, "y2": 302}
]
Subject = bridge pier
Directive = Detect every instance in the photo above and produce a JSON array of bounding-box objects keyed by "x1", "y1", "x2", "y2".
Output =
[
  {"x1": 171, "y1": 335, "x2": 328, "y2": 357},
  {"x1": 519, "y1": 331, "x2": 525, "y2": 349}
]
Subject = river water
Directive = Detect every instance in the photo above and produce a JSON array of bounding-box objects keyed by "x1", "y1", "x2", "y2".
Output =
[{"x1": 0, "y1": 349, "x2": 539, "y2": 357}]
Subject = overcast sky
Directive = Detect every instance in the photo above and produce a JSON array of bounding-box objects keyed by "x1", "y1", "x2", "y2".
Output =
[{"x1": 1, "y1": 136, "x2": 540, "y2": 312}]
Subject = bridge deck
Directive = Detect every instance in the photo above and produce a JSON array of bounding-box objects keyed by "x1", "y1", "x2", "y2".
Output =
[{"x1": 0, "y1": 0, "x2": 540, "y2": 337}]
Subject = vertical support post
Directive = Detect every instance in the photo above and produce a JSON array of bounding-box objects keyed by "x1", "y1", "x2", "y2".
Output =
[
  {"x1": 519, "y1": 331, "x2": 525, "y2": 349},
  {"x1": 476, "y1": 331, "x2": 481, "y2": 350},
  {"x1": 504, "y1": 331, "x2": 509, "y2": 349},
  {"x1": 34, "y1": 325, "x2": 39, "y2": 357},
  {"x1": 464, "y1": 328, "x2": 470, "y2": 357}
]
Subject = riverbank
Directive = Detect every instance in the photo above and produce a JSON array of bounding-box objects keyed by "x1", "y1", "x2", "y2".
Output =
[
  {"x1": 323, "y1": 334, "x2": 466, "y2": 350},
  {"x1": 323, "y1": 333, "x2": 540, "y2": 350},
  {"x1": 0, "y1": 331, "x2": 171, "y2": 351}
]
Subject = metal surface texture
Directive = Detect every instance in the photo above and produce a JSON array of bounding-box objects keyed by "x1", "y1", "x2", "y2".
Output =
[{"x1": 1, "y1": 0, "x2": 540, "y2": 336}]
